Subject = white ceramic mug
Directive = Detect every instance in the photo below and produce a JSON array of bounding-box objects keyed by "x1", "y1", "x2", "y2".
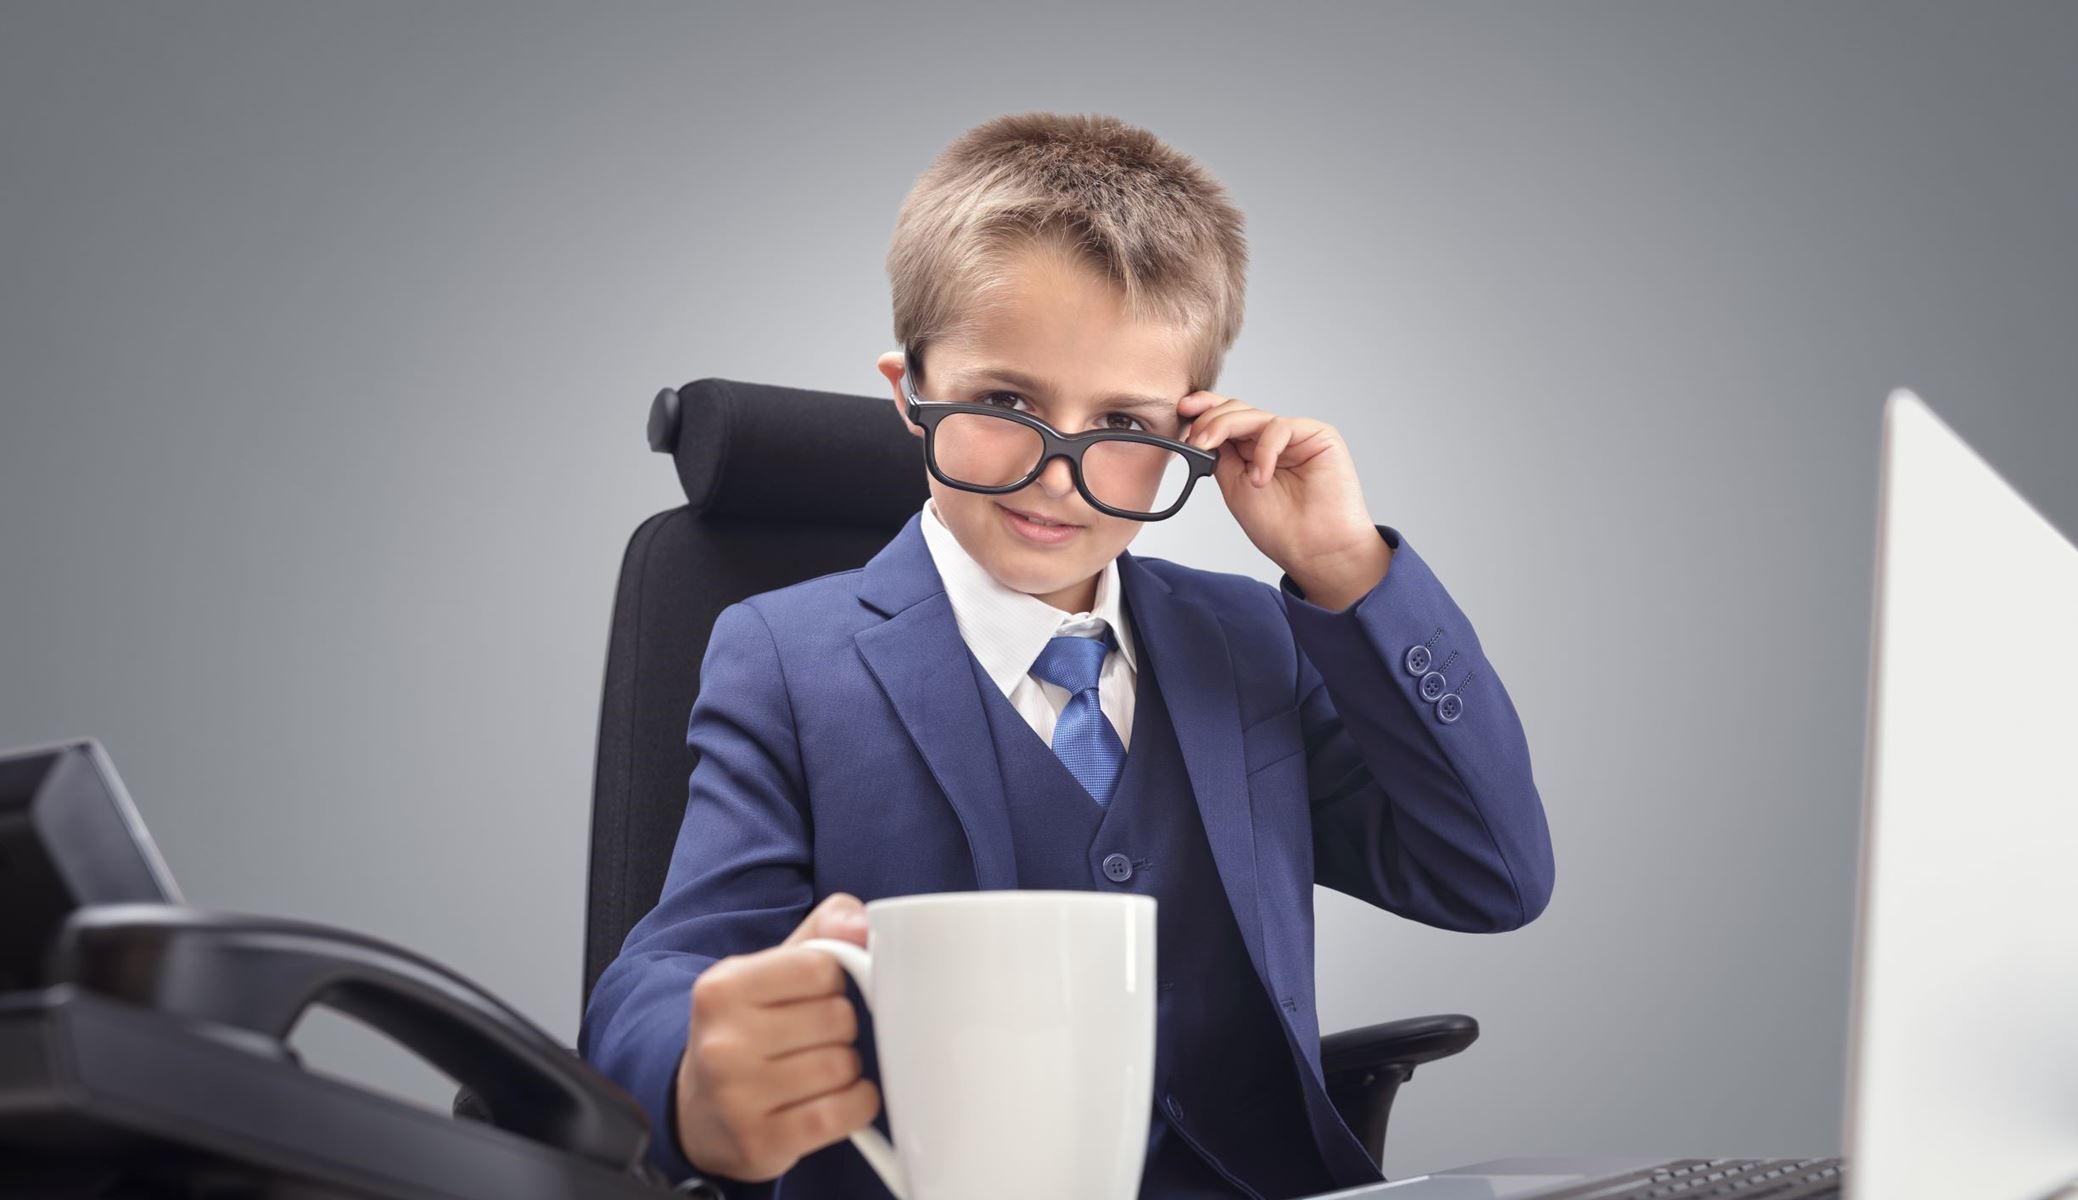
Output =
[{"x1": 800, "y1": 889, "x2": 1157, "y2": 1200}]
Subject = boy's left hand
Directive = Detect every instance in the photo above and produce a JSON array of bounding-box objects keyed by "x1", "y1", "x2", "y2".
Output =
[{"x1": 1179, "y1": 390, "x2": 1393, "y2": 611}]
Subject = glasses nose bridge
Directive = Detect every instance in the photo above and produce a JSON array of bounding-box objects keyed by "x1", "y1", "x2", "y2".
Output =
[
  {"x1": 1038, "y1": 417, "x2": 1115, "y2": 478},
  {"x1": 1031, "y1": 441, "x2": 1081, "y2": 490}
]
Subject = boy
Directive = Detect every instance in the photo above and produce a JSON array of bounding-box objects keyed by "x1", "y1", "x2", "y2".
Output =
[{"x1": 579, "y1": 112, "x2": 1554, "y2": 1200}]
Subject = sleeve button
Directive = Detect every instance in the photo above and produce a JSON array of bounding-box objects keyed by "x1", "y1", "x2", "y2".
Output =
[
  {"x1": 1403, "y1": 644, "x2": 1432, "y2": 675},
  {"x1": 1436, "y1": 693, "x2": 1463, "y2": 723},
  {"x1": 1419, "y1": 671, "x2": 1447, "y2": 701}
]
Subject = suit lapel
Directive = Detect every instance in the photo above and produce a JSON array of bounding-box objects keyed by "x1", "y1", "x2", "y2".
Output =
[
  {"x1": 854, "y1": 514, "x2": 1018, "y2": 890},
  {"x1": 1116, "y1": 549, "x2": 1274, "y2": 997}
]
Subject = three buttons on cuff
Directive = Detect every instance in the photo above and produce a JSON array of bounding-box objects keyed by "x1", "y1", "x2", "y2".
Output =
[{"x1": 1406, "y1": 643, "x2": 1468, "y2": 724}]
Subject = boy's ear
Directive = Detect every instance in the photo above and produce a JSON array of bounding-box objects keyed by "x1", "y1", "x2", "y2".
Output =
[{"x1": 877, "y1": 349, "x2": 924, "y2": 439}]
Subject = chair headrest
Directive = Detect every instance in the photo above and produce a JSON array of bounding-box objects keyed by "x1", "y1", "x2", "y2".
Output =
[{"x1": 650, "y1": 378, "x2": 928, "y2": 528}]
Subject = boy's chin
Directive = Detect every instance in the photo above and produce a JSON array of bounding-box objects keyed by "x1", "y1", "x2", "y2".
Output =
[
  {"x1": 974, "y1": 535, "x2": 1118, "y2": 598},
  {"x1": 979, "y1": 546, "x2": 1098, "y2": 594}
]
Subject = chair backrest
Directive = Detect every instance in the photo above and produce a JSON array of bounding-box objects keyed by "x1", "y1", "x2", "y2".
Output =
[{"x1": 581, "y1": 378, "x2": 927, "y2": 1005}]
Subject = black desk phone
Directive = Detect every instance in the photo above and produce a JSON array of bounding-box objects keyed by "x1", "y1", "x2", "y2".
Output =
[{"x1": 0, "y1": 738, "x2": 673, "y2": 1199}]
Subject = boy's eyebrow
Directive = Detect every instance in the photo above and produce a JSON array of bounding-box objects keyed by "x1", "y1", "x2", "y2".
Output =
[{"x1": 955, "y1": 366, "x2": 1180, "y2": 413}]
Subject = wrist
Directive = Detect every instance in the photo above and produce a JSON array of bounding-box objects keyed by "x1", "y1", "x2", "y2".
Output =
[
  {"x1": 673, "y1": 1048, "x2": 722, "y2": 1180},
  {"x1": 1287, "y1": 530, "x2": 1393, "y2": 612}
]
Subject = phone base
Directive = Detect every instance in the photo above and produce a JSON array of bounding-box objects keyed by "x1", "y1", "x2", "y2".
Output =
[{"x1": 0, "y1": 986, "x2": 667, "y2": 1200}]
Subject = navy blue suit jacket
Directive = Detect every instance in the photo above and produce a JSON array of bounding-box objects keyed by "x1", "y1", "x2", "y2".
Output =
[{"x1": 578, "y1": 512, "x2": 1555, "y2": 1194}]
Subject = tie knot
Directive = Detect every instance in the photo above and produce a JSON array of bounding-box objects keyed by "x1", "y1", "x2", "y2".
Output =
[{"x1": 1030, "y1": 629, "x2": 1110, "y2": 695}]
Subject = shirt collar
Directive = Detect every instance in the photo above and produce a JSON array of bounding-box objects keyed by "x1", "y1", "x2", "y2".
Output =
[{"x1": 918, "y1": 497, "x2": 1139, "y2": 697}]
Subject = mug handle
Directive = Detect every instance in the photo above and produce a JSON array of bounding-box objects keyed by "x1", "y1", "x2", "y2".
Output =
[{"x1": 797, "y1": 937, "x2": 907, "y2": 1200}]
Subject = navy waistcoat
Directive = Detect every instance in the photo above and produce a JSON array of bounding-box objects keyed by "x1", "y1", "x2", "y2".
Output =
[{"x1": 970, "y1": 617, "x2": 1342, "y2": 1200}]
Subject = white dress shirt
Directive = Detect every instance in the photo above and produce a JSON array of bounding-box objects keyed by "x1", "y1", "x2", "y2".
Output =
[{"x1": 918, "y1": 498, "x2": 1138, "y2": 750}]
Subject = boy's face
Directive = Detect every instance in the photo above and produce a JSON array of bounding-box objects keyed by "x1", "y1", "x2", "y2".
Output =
[{"x1": 878, "y1": 243, "x2": 1195, "y2": 612}]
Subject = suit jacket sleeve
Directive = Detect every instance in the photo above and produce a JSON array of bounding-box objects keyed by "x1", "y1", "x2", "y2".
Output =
[
  {"x1": 1277, "y1": 524, "x2": 1555, "y2": 932},
  {"x1": 577, "y1": 600, "x2": 814, "y2": 1197}
]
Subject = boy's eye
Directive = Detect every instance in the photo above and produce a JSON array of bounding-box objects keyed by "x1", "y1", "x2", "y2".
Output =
[{"x1": 973, "y1": 392, "x2": 1165, "y2": 437}]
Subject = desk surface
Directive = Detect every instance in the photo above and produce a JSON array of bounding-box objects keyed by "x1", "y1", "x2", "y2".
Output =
[{"x1": 1313, "y1": 1155, "x2": 1712, "y2": 1198}]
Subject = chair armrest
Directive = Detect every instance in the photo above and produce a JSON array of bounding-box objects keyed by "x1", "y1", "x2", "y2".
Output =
[
  {"x1": 1320, "y1": 1013, "x2": 1479, "y2": 1169},
  {"x1": 1321, "y1": 1012, "x2": 1479, "y2": 1079},
  {"x1": 454, "y1": 1082, "x2": 494, "y2": 1124}
]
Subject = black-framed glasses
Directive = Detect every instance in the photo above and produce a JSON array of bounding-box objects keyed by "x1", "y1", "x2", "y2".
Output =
[{"x1": 900, "y1": 351, "x2": 1217, "y2": 521}]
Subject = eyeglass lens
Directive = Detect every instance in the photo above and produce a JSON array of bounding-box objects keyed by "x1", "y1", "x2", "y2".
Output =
[{"x1": 932, "y1": 410, "x2": 1191, "y2": 517}]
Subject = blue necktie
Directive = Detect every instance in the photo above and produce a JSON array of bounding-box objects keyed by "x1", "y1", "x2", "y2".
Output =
[{"x1": 1030, "y1": 629, "x2": 1126, "y2": 807}]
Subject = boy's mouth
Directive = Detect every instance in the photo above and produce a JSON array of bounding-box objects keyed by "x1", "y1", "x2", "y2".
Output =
[{"x1": 997, "y1": 502, "x2": 1084, "y2": 544}]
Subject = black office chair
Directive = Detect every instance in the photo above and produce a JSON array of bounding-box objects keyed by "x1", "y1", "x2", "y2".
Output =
[{"x1": 517, "y1": 376, "x2": 1478, "y2": 1168}]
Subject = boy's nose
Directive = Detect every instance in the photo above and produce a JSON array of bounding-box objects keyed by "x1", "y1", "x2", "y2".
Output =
[{"x1": 1035, "y1": 455, "x2": 1076, "y2": 497}]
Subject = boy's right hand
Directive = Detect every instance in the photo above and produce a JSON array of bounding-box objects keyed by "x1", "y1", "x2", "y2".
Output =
[{"x1": 671, "y1": 893, "x2": 880, "y2": 1183}]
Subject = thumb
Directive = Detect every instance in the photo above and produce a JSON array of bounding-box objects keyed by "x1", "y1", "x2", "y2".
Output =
[{"x1": 782, "y1": 892, "x2": 870, "y2": 949}]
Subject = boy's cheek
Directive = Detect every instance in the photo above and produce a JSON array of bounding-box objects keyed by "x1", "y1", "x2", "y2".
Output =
[{"x1": 1094, "y1": 514, "x2": 1143, "y2": 558}]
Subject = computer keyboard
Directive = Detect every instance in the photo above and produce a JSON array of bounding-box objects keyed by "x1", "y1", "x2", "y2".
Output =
[{"x1": 1532, "y1": 1157, "x2": 1844, "y2": 1199}]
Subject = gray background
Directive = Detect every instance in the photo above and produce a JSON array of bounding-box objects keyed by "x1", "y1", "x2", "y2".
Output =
[{"x1": 5, "y1": 0, "x2": 2074, "y2": 1182}]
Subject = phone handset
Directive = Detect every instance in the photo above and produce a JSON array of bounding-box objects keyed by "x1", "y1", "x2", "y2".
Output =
[{"x1": 49, "y1": 902, "x2": 651, "y2": 1173}]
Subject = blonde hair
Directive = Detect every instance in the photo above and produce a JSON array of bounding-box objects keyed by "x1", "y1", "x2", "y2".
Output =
[{"x1": 886, "y1": 111, "x2": 1248, "y2": 395}]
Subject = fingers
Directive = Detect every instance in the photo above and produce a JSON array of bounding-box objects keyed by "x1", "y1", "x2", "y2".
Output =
[
  {"x1": 1190, "y1": 399, "x2": 1342, "y2": 486},
  {"x1": 766, "y1": 1077, "x2": 883, "y2": 1156},
  {"x1": 754, "y1": 1043, "x2": 866, "y2": 1111},
  {"x1": 674, "y1": 896, "x2": 879, "y2": 1181},
  {"x1": 695, "y1": 945, "x2": 848, "y2": 1011},
  {"x1": 1183, "y1": 396, "x2": 1255, "y2": 437},
  {"x1": 745, "y1": 993, "x2": 860, "y2": 1058},
  {"x1": 683, "y1": 1042, "x2": 879, "y2": 1179},
  {"x1": 783, "y1": 892, "x2": 869, "y2": 949},
  {"x1": 1187, "y1": 403, "x2": 1307, "y2": 487},
  {"x1": 1187, "y1": 403, "x2": 1274, "y2": 454},
  {"x1": 1250, "y1": 419, "x2": 1295, "y2": 485},
  {"x1": 687, "y1": 992, "x2": 859, "y2": 1100}
]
